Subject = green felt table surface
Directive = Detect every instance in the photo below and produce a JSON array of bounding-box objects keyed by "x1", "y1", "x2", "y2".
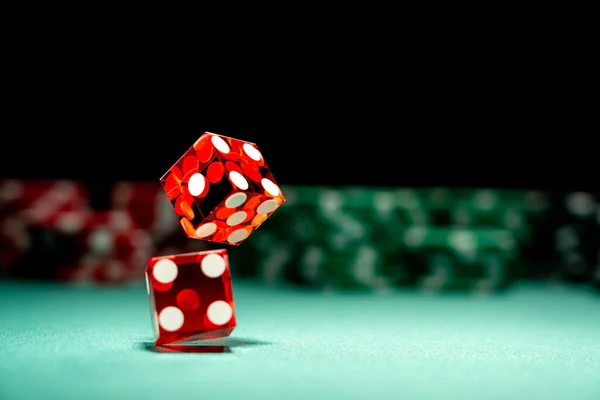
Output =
[{"x1": 0, "y1": 280, "x2": 599, "y2": 400}]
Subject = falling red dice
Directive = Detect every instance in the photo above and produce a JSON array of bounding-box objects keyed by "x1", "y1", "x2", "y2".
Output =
[
  {"x1": 160, "y1": 132, "x2": 285, "y2": 246},
  {"x1": 145, "y1": 249, "x2": 236, "y2": 345}
]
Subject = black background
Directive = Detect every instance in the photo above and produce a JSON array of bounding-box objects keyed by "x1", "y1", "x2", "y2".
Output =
[
  {"x1": 2, "y1": 43, "x2": 596, "y2": 195},
  {"x1": 3, "y1": 101, "x2": 595, "y2": 194}
]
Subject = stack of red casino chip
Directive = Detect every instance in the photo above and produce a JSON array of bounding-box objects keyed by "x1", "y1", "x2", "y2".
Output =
[
  {"x1": 0, "y1": 179, "x2": 89, "y2": 274},
  {"x1": 110, "y1": 181, "x2": 163, "y2": 232},
  {"x1": 0, "y1": 180, "x2": 89, "y2": 228},
  {"x1": 1, "y1": 179, "x2": 209, "y2": 283},
  {"x1": 0, "y1": 212, "x2": 29, "y2": 272},
  {"x1": 26, "y1": 209, "x2": 154, "y2": 284}
]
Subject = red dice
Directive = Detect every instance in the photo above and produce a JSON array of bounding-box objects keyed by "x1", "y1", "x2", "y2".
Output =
[
  {"x1": 160, "y1": 132, "x2": 285, "y2": 246},
  {"x1": 145, "y1": 249, "x2": 236, "y2": 345}
]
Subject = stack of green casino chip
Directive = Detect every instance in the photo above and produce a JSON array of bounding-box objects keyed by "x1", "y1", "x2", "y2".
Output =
[
  {"x1": 406, "y1": 226, "x2": 518, "y2": 293},
  {"x1": 234, "y1": 185, "x2": 551, "y2": 293},
  {"x1": 445, "y1": 188, "x2": 549, "y2": 282},
  {"x1": 281, "y1": 186, "x2": 390, "y2": 291},
  {"x1": 240, "y1": 186, "x2": 424, "y2": 291}
]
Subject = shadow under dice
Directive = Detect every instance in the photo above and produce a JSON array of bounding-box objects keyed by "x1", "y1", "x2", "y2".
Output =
[
  {"x1": 161, "y1": 132, "x2": 286, "y2": 246},
  {"x1": 145, "y1": 249, "x2": 236, "y2": 346}
]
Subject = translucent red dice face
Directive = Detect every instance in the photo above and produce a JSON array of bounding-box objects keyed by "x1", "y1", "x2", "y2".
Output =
[
  {"x1": 145, "y1": 249, "x2": 236, "y2": 346},
  {"x1": 161, "y1": 132, "x2": 285, "y2": 246}
]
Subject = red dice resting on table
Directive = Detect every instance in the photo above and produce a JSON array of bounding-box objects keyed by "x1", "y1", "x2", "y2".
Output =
[
  {"x1": 161, "y1": 132, "x2": 286, "y2": 246},
  {"x1": 146, "y1": 249, "x2": 236, "y2": 346}
]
